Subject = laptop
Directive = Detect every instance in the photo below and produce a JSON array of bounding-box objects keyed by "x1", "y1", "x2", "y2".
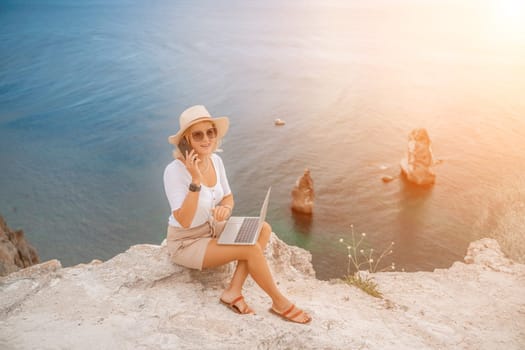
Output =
[{"x1": 217, "y1": 187, "x2": 271, "y2": 245}]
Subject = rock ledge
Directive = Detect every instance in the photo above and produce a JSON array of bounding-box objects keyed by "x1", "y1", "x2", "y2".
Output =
[{"x1": 1, "y1": 236, "x2": 524, "y2": 350}]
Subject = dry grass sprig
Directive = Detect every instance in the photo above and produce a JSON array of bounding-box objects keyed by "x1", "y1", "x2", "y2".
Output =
[{"x1": 339, "y1": 224, "x2": 395, "y2": 298}]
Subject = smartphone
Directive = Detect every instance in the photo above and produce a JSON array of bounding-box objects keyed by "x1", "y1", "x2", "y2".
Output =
[{"x1": 178, "y1": 137, "x2": 194, "y2": 159}]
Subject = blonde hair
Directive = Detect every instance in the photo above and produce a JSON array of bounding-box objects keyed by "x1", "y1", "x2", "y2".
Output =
[{"x1": 171, "y1": 121, "x2": 222, "y2": 159}]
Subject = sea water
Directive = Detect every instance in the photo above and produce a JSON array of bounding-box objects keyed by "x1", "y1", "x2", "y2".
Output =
[{"x1": 1, "y1": 0, "x2": 524, "y2": 279}]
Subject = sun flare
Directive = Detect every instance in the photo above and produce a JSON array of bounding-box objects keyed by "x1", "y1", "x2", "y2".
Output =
[
  {"x1": 497, "y1": 0, "x2": 525, "y2": 18},
  {"x1": 489, "y1": 0, "x2": 525, "y2": 42}
]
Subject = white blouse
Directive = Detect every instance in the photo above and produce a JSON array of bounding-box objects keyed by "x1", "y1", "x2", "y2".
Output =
[{"x1": 163, "y1": 153, "x2": 232, "y2": 228}]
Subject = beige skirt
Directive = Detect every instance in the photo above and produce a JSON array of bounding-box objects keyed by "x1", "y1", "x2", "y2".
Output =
[{"x1": 166, "y1": 221, "x2": 226, "y2": 270}]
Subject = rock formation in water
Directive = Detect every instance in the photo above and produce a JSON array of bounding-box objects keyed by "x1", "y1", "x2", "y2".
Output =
[
  {"x1": 381, "y1": 175, "x2": 395, "y2": 183},
  {"x1": 274, "y1": 118, "x2": 286, "y2": 126},
  {"x1": 400, "y1": 128, "x2": 436, "y2": 185},
  {"x1": 0, "y1": 215, "x2": 39, "y2": 276},
  {"x1": 291, "y1": 168, "x2": 314, "y2": 214}
]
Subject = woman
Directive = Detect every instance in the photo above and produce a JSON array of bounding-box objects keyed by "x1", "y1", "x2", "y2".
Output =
[{"x1": 163, "y1": 105, "x2": 311, "y2": 324}]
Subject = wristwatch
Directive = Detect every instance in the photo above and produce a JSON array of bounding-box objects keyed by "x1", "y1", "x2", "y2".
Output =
[{"x1": 189, "y1": 183, "x2": 201, "y2": 192}]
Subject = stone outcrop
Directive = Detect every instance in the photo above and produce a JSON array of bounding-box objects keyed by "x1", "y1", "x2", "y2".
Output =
[
  {"x1": 274, "y1": 118, "x2": 286, "y2": 126},
  {"x1": 0, "y1": 215, "x2": 39, "y2": 276},
  {"x1": 463, "y1": 238, "x2": 517, "y2": 273},
  {"x1": 1, "y1": 236, "x2": 524, "y2": 350},
  {"x1": 400, "y1": 128, "x2": 436, "y2": 185},
  {"x1": 291, "y1": 168, "x2": 315, "y2": 214}
]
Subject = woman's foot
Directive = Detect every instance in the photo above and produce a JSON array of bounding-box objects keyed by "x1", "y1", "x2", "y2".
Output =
[
  {"x1": 270, "y1": 303, "x2": 311, "y2": 324},
  {"x1": 220, "y1": 290, "x2": 255, "y2": 315}
]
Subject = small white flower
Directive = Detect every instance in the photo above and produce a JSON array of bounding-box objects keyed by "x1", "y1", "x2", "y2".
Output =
[
  {"x1": 369, "y1": 259, "x2": 374, "y2": 263},
  {"x1": 339, "y1": 238, "x2": 344, "y2": 243},
  {"x1": 361, "y1": 232, "x2": 366, "y2": 237},
  {"x1": 360, "y1": 249, "x2": 364, "y2": 254},
  {"x1": 347, "y1": 245, "x2": 351, "y2": 249},
  {"x1": 348, "y1": 254, "x2": 352, "y2": 258}
]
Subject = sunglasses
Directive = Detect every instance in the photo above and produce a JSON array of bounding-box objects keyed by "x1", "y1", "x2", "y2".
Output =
[{"x1": 190, "y1": 127, "x2": 217, "y2": 142}]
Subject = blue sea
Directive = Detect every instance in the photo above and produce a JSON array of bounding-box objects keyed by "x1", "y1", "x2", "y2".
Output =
[{"x1": 1, "y1": 0, "x2": 524, "y2": 279}]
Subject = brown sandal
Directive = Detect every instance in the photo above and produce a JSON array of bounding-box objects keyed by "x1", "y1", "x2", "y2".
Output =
[
  {"x1": 220, "y1": 295, "x2": 255, "y2": 315},
  {"x1": 270, "y1": 304, "x2": 312, "y2": 324}
]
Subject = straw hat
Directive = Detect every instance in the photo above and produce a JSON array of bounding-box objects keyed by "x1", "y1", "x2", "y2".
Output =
[{"x1": 168, "y1": 105, "x2": 229, "y2": 146}]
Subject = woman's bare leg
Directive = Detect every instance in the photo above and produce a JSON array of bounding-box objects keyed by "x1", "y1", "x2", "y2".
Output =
[
  {"x1": 218, "y1": 223, "x2": 272, "y2": 313},
  {"x1": 223, "y1": 222, "x2": 272, "y2": 297},
  {"x1": 203, "y1": 225, "x2": 310, "y2": 323},
  {"x1": 203, "y1": 239, "x2": 287, "y2": 306}
]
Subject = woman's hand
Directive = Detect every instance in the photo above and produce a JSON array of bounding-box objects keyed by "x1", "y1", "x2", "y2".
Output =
[
  {"x1": 212, "y1": 205, "x2": 232, "y2": 222},
  {"x1": 184, "y1": 149, "x2": 202, "y2": 184}
]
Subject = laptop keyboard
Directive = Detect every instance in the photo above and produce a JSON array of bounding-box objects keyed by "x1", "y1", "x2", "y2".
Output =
[{"x1": 235, "y1": 218, "x2": 260, "y2": 243}]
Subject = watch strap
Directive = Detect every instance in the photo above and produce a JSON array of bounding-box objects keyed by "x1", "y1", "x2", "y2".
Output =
[{"x1": 189, "y1": 183, "x2": 201, "y2": 192}]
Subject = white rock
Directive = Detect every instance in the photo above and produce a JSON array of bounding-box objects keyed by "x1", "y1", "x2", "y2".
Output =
[{"x1": 0, "y1": 236, "x2": 524, "y2": 350}]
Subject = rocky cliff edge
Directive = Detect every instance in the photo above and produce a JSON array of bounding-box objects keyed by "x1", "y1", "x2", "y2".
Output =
[{"x1": 1, "y1": 235, "x2": 524, "y2": 350}]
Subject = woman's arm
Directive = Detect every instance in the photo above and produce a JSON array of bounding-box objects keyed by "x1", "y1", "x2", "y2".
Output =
[
  {"x1": 172, "y1": 150, "x2": 204, "y2": 228},
  {"x1": 173, "y1": 190, "x2": 200, "y2": 228},
  {"x1": 212, "y1": 154, "x2": 234, "y2": 222},
  {"x1": 213, "y1": 193, "x2": 234, "y2": 222}
]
